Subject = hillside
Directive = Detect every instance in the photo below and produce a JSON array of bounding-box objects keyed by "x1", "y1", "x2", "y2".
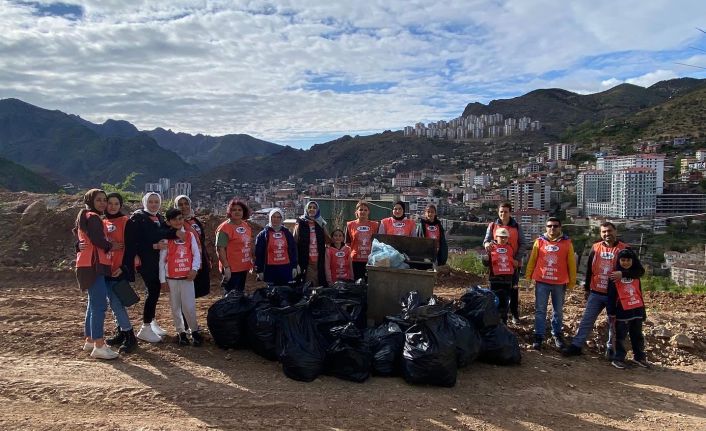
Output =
[
  {"x1": 0, "y1": 98, "x2": 197, "y2": 186},
  {"x1": 0, "y1": 157, "x2": 58, "y2": 192}
]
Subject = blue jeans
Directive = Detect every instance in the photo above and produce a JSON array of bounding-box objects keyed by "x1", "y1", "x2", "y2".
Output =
[
  {"x1": 106, "y1": 279, "x2": 133, "y2": 331},
  {"x1": 570, "y1": 292, "x2": 614, "y2": 350},
  {"x1": 84, "y1": 276, "x2": 108, "y2": 339},
  {"x1": 534, "y1": 282, "x2": 565, "y2": 339}
]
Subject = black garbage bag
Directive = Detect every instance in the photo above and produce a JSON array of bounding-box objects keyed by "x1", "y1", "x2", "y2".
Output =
[
  {"x1": 446, "y1": 313, "x2": 481, "y2": 368},
  {"x1": 479, "y1": 324, "x2": 522, "y2": 365},
  {"x1": 402, "y1": 309, "x2": 458, "y2": 387},
  {"x1": 366, "y1": 321, "x2": 405, "y2": 376},
  {"x1": 401, "y1": 290, "x2": 423, "y2": 314},
  {"x1": 207, "y1": 293, "x2": 255, "y2": 349},
  {"x1": 247, "y1": 305, "x2": 279, "y2": 361},
  {"x1": 275, "y1": 303, "x2": 326, "y2": 382},
  {"x1": 456, "y1": 286, "x2": 500, "y2": 331},
  {"x1": 315, "y1": 281, "x2": 367, "y2": 329},
  {"x1": 325, "y1": 323, "x2": 372, "y2": 382},
  {"x1": 308, "y1": 295, "x2": 352, "y2": 347}
]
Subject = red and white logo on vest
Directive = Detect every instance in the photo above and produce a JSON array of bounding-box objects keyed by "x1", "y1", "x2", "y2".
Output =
[
  {"x1": 106, "y1": 223, "x2": 116, "y2": 232},
  {"x1": 335, "y1": 251, "x2": 345, "y2": 258},
  {"x1": 600, "y1": 251, "x2": 614, "y2": 260},
  {"x1": 393, "y1": 222, "x2": 405, "y2": 228},
  {"x1": 544, "y1": 244, "x2": 559, "y2": 252},
  {"x1": 357, "y1": 225, "x2": 370, "y2": 232},
  {"x1": 496, "y1": 247, "x2": 508, "y2": 254},
  {"x1": 236, "y1": 226, "x2": 247, "y2": 234}
]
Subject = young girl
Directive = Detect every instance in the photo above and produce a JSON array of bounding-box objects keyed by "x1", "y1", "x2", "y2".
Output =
[
  {"x1": 416, "y1": 204, "x2": 448, "y2": 266},
  {"x1": 482, "y1": 228, "x2": 516, "y2": 324},
  {"x1": 254, "y1": 208, "x2": 298, "y2": 286},
  {"x1": 216, "y1": 199, "x2": 254, "y2": 295},
  {"x1": 175, "y1": 195, "x2": 210, "y2": 298},
  {"x1": 378, "y1": 201, "x2": 415, "y2": 236},
  {"x1": 606, "y1": 248, "x2": 648, "y2": 369},
  {"x1": 293, "y1": 200, "x2": 328, "y2": 287},
  {"x1": 345, "y1": 201, "x2": 379, "y2": 281},
  {"x1": 325, "y1": 228, "x2": 354, "y2": 285},
  {"x1": 159, "y1": 208, "x2": 203, "y2": 346}
]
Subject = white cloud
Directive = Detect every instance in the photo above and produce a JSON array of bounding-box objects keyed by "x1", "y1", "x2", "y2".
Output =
[{"x1": 625, "y1": 70, "x2": 678, "y2": 87}]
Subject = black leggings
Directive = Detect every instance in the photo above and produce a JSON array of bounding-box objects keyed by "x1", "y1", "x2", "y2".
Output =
[
  {"x1": 224, "y1": 271, "x2": 248, "y2": 295},
  {"x1": 509, "y1": 287, "x2": 519, "y2": 319},
  {"x1": 141, "y1": 276, "x2": 161, "y2": 324},
  {"x1": 352, "y1": 261, "x2": 368, "y2": 282}
]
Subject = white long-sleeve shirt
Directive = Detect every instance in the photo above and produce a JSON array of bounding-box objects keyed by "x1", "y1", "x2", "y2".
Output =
[{"x1": 159, "y1": 228, "x2": 201, "y2": 283}]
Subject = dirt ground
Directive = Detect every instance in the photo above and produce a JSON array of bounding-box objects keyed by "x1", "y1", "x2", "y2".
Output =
[{"x1": 1, "y1": 267, "x2": 705, "y2": 431}]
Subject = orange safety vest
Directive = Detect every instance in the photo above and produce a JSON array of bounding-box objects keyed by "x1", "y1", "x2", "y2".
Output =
[
  {"x1": 216, "y1": 220, "x2": 253, "y2": 272},
  {"x1": 76, "y1": 211, "x2": 112, "y2": 268},
  {"x1": 489, "y1": 243, "x2": 515, "y2": 276},
  {"x1": 590, "y1": 241, "x2": 629, "y2": 294},
  {"x1": 491, "y1": 222, "x2": 519, "y2": 256},
  {"x1": 327, "y1": 245, "x2": 352, "y2": 282},
  {"x1": 184, "y1": 218, "x2": 203, "y2": 248},
  {"x1": 307, "y1": 220, "x2": 318, "y2": 263},
  {"x1": 531, "y1": 236, "x2": 572, "y2": 285},
  {"x1": 381, "y1": 217, "x2": 416, "y2": 236},
  {"x1": 615, "y1": 277, "x2": 644, "y2": 310},
  {"x1": 166, "y1": 232, "x2": 194, "y2": 279},
  {"x1": 267, "y1": 230, "x2": 290, "y2": 266},
  {"x1": 347, "y1": 220, "x2": 379, "y2": 262},
  {"x1": 103, "y1": 215, "x2": 128, "y2": 275}
]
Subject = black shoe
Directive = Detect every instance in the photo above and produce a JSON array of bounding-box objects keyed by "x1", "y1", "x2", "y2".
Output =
[
  {"x1": 532, "y1": 336, "x2": 543, "y2": 350},
  {"x1": 561, "y1": 344, "x2": 582, "y2": 357},
  {"x1": 177, "y1": 332, "x2": 189, "y2": 346},
  {"x1": 191, "y1": 331, "x2": 203, "y2": 347},
  {"x1": 105, "y1": 326, "x2": 125, "y2": 347},
  {"x1": 118, "y1": 329, "x2": 137, "y2": 354},
  {"x1": 611, "y1": 360, "x2": 627, "y2": 369},
  {"x1": 552, "y1": 335, "x2": 566, "y2": 350}
]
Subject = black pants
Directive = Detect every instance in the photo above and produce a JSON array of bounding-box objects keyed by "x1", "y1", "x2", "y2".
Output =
[
  {"x1": 490, "y1": 282, "x2": 511, "y2": 324},
  {"x1": 141, "y1": 276, "x2": 161, "y2": 324},
  {"x1": 352, "y1": 261, "x2": 368, "y2": 282},
  {"x1": 615, "y1": 319, "x2": 645, "y2": 361},
  {"x1": 223, "y1": 270, "x2": 248, "y2": 295}
]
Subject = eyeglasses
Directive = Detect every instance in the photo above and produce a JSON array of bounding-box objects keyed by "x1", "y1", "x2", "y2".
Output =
[{"x1": 546, "y1": 224, "x2": 560, "y2": 228}]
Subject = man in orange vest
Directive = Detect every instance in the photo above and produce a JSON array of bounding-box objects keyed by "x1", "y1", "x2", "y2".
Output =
[
  {"x1": 525, "y1": 217, "x2": 576, "y2": 350},
  {"x1": 562, "y1": 221, "x2": 643, "y2": 358}
]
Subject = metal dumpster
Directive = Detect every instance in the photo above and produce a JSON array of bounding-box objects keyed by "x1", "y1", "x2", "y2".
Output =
[{"x1": 366, "y1": 234, "x2": 437, "y2": 326}]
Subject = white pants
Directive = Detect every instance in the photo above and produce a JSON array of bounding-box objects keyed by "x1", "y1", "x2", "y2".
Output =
[{"x1": 167, "y1": 278, "x2": 199, "y2": 333}]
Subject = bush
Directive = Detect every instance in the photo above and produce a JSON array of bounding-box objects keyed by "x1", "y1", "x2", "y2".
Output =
[{"x1": 448, "y1": 252, "x2": 486, "y2": 276}]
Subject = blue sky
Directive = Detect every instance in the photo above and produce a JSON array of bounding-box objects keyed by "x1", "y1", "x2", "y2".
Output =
[{"x1": 1, "y1": 0, "x2": 705, "y2": 148}]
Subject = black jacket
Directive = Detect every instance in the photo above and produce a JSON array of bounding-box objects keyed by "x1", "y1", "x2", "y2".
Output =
[
  {"x1": 122, "y1": 210, "x2": 176, "y2": 282},
  {"x1": 294, "y1": 217, "x2": 327, "y2": 286}
]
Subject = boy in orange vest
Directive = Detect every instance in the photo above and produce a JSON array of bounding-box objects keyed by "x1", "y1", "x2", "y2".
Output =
[
  {"x1": 482, "y1": 228, "x2": 516, "y2": 324},
  {"x1": 159, "y1": 208, "x2": 203, "y2": 346}
]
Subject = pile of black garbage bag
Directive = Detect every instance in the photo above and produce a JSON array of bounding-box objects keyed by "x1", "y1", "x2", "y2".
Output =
[{"x1": 207, "y1": 283, "x2": 520, "y2": 386}]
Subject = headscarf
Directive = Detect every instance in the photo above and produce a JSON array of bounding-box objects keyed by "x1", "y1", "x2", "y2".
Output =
[
  {"x1": 174, "y1": 194, "x2": 194, "y2": 219},
  {"x1": 105, "y1": 192, "x2": 124, "y2": 219},
  {"x1": 75, "y1": 188, "x2": 106, "y2": 233},
  {"x1": 141, "y1": 192, "x2": 161, "y2": 216},
  {"x1": 392, "y1": 200, "x2": 406, "y2": 221},
  {"x1": 268, "y1": 208, "x2": 285, "y2": 231},
  {"x1": 302, "y1": 200, "x2": 327, "y2": 227}
]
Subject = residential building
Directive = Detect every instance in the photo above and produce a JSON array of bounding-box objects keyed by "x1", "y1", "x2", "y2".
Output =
[
  {"x1": 515, "y1": 209, "x2": 549, "y2": 245},
  {"x1": 671, "y1": 262, "x2": 706, "y2": 287},
  {"x1": 546, "y1": 143, "x2": 574, "y2": 161},
  {"x1": 173, "y1": 182, "x2": 192, "y2": 197},
  {"x1": 656, "y1": 194, "x2": 706, "y2": 215},
  {"x1": 507, "y1": 176, "x2": 551, "y2": 211}
]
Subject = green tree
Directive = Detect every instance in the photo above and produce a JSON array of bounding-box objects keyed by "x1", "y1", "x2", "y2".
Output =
[{"x1": 100, "y1": 172, "x2": 142, "y2": 201}]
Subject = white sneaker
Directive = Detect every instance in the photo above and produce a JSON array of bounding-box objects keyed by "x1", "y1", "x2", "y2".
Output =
[
  {"x1": 82, "y1": 341, "x2": 94, "y2": 352},
  {"x1": 137, "y1": 323, "x2": 163, "y2": 343},
  {"x1": 90, "y1": 344, "x2": 119, "y2": 360},
  {"x1": 150, "y1": 320, "x2": 168, "y2": 337}
]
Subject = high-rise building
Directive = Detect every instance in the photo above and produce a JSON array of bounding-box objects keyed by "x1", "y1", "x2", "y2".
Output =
[
  {"x1": 507, "y1": 176, "x2": 551, "y2": 211},
  {"x1": 597, "y1": 154, "x2": 664, "y2": 194},
  {"x1": 546, "y1": 143, "x2": 574, "y2": 161}
]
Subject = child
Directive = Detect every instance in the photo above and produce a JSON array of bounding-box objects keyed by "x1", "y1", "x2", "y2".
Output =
[
  {"x1": 345, "y1": 201, "x2": 379, "y2": 281},
  {"x1": 482, "y1": 228, "x2": 516, "y2": 324},
  {"x1": 416, "y1": 204, "x2": 448, "y2": 266},
  {"x1": 325, "y1": 228, "x2": 354, "y2": 285},
  {"x1": 159, "y1": 208, "x2": 204, "y2": 346},
  {"x1": 606, "y1": 248, "x2": 648, "y2": 369}
]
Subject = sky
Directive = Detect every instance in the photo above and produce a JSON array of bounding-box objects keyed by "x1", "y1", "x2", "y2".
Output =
[{"x1": 1, "y1": 1, "x2": 706, "y2": 148}]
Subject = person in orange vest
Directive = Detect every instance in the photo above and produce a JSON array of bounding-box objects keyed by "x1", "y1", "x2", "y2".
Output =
[
  {"x1": 416, "y1": 204, "x2": 448, "y2": 266},
  {"x1": 254, "y1": 208, "x2": 298, "y2": 285},
  {"x1": 563, "y1": 222, "x2": 643, "y2": 358},
  {"x1": 482, "y1": 228, "x2": 516, "y2": 324},
  {"x1": 73, "y1": 188, "x2": 118, "y2": 360},
  {"x1": 606, "y1": 248, "x2": 649, "y2": 369},
  {"x1": 215, "y1": 199, "x2": 254, "y2": 295},
  {"x1": 483, "y1": 202, "x2": 525, "y2": 325},
  {"x1": 378, "y1": 201, "x2": 415, "y2": 236},
  {"x1": 345, "y1": 201, "x2": 380, "y2": 281},
  {"x1": 325, "y1": 228, "x2": 354, "y2": 285},
  {"x1": 159, "y1": 208, "x2": 203, "y2": 346},
  {"x1": 293, "y1": 200, "x2": 328, "y2": 287},
  {"x1": 175, "y1": 195, "x2": 210, "y2": 298},
  {"x1": 525, "y1": 217, "x2": 577, "y2": 350}
]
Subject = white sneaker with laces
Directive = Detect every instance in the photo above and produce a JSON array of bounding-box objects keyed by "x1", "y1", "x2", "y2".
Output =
[
  {"x1": 137, "y1": 323, "x2": 163, "y2": 343},
  {"x1": 90, "y1": 344, "x2": 119, "y2": 360},
  {"x1": 83, "y1": 341, "x2": 94, "y2": 352},
  {"x1": 150, "y1": 320, "x2": 168, "y2": 337}
]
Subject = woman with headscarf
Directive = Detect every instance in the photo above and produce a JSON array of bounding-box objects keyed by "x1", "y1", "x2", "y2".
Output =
[
  {"x1": 378, "y1": 200, "x2": 415, "y2": 236},
  {"x1": 416, "y1": 204, "x2": 448, "y2": 266},
  {"x1": 345, "y1": 201, "x2": 379, "y2": 281},
  {"x1": 215, "y1": 199, "x2": 254, "y2": 295},
  {"x1": 73, "y1": 188, "x2": 118, "y2": 359},
  {"x1": 293, "y1": 200, "x2": 328, "y2": 287},
  {"x1": 123, "y1": 192, "x2": 181, "y2": 343},
  {"x1": 254, "y1": 208, "x2": 298, "y2": 286},
  {"x1": 174, "y1": 195, "x2": 210, "y2": 298}
]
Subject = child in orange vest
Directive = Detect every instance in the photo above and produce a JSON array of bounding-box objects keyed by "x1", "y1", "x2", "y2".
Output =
[
  {"x1": 325, "y1": 228, "x2": 354, "y2": 284},
  {"x1": 606, "y1": 248, "x2": 648, "y2": 369},
  {"x1": 159, "y1": 208, "x2": 203, "y2": 346},
  {"x1": 482, "y1": 228, "x2": 516, "y2": 324}
]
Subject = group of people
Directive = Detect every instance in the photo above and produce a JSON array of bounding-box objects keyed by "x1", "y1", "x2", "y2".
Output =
[
  {"x1": 482, "y1": 202, "x2": 648, "y2": 370},
  {"x1": 74, "y1": 192, "x2": 449, "y2": 360}
]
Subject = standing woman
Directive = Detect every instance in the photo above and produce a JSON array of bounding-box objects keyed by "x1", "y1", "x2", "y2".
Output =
[
  {"x1": 255, "y1": 208, "x2": 298, "y2": 286},
  {"x1": 74, "y1": 188, "x2": 118, "y2": 360},
  {"x1": 102, "y1": 192, "x2": 137, "y2": 353},
  {"x1": 345, "y1": 201, "x2": 379, "y2": 281},
  {"x1": 175, "y1": 195, "x2": 211, "y2": 298},
  {"x1": 293, "y1": 201, "x2": 328, "y2": 287},
  {"x1": 417, "y1": 204, "x2": 448, "y2": 266},
  {"x1": 123, "y1": 192, "x2": 180, "y2": 343},
  {"x1": 215, "y1": 199, "x2": 254, "y2": 295},
  {"x1": 378, "y1": 201, "x2": 415, "y2": 236}
]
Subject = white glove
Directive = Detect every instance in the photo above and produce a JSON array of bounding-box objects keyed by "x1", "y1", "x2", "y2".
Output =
[
  {"x1": 256, "y1": 272, "x2": 263, "y2": 282},
  {"x1": 222, "y1": 267, "x2": 232, "y2": 281},
  {"x1": 292, "y1": 266, "x2": 299, "y2": 279}
]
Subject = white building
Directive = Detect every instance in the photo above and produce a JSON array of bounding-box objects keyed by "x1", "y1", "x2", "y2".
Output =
[
  {"x1": 173, "y1": 182, "x2": 192, "y2": 197},
  {"x1": 597, "y1": 154, "x2": 664, "y2": 194},
  {"x1": 546, "y1": 143, "x2": 574, "y2": 161}
]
